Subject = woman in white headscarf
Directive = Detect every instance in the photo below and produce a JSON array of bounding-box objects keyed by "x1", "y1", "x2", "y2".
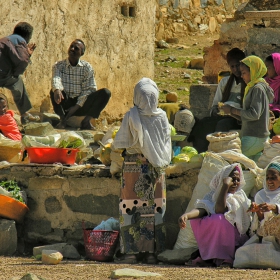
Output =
[
  {"x1": 178, "y1": 163, "x2": 251, "y2": 267},
  {"x1": 113, "y1": 77, "x2": 171, "y2": 264},
  {"x1": 249, "y1": 162, "x2": 280, "y2": 242}
]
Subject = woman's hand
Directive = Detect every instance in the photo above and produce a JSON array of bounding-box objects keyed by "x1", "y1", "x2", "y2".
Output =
[
  {"x1": 258, "y1": 203, "x2": 278, "y2": 214},
  {"x1": 178, "y1": 213, "x2": 188, "y2": 229},
  {"x1": 222, "y1": 177, "x2": 234, "y2": 192}
]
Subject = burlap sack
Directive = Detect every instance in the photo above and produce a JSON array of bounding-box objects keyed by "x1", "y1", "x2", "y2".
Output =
[
  {"x1": 207, "y1": 131, "x2": 241, "y2": 153},
  {"x1": 257, "y1": 141, "x2": 280, "y2": 168}
]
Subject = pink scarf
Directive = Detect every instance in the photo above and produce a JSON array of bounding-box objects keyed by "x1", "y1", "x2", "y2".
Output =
[{"x1": 266, "y1": 53, "x2": 280, "y2": 112}]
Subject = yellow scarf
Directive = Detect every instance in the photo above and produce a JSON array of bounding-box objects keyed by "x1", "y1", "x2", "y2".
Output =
[{"x1": 241, "y1": 55, "x2": 268, "y2": 97}]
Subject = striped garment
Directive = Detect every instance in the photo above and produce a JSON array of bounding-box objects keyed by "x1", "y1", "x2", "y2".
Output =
[{"x1": 52, "y1": 59, "x2": 97, "y2": 107}]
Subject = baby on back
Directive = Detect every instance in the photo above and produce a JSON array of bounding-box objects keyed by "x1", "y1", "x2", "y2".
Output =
[{"x1": 0, "y1": 97, "x2": 22, "y2": 141}]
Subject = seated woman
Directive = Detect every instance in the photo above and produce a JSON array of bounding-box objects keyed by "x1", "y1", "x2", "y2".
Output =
[
  {"x1": 233, "y1": 161, "x2": 280, "y2": 268},
  {"x1": 178, "y1": 163, "x2": 251, "y2": 267},
  {"x1": 265, "y1": 53, "x2": 280, "y2": 117},
  {"x1": 0, "y1": 97, "x2": 22, "y2": 140},
  {"x1": 188, "y1": 48, "x2": 246, "y2": 153},
  {"x1": 249, "y1": 162, "x2": 280, "y2": 242}
]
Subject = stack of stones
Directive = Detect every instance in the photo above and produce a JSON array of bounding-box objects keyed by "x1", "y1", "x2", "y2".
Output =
[{"x1": 156, "y1": 0, "x2": 246, "y2": 41}]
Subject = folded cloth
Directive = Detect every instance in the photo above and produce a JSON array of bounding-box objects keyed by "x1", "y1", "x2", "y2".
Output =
[{"x1": 94, "y1": 217, "x2": 120, "y2": 231}]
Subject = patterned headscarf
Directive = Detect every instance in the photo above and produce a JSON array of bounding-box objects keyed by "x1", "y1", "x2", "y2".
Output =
[
  {"x1": 265, "y1": 53, "x2": 280, "y2": 109},
  {"x1": 267, "y1": 162, "x2": 280, "y2": 173},
  {"x1": 241, "y1": 55, "x2": 268, "y2": 97}
]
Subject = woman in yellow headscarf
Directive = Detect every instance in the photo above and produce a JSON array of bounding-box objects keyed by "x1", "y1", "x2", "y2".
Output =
[{"x1": 222, "y1": 55, "x2": 274, "y2": 161}]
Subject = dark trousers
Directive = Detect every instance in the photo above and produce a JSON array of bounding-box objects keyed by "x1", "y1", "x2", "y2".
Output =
[
  {"x1": 50, "y1": 88, "x2": 111, "y2": 118},
  {"x1": 188, "y1": 116, "x2": 241, "y2": 153},
  {"x1": 0, "y1": 75, "x2": 32, "y2": 115}
]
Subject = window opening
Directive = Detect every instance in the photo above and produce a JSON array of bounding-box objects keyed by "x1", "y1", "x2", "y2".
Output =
[{"x1": 121, "y1": 5, "x2": 135, "y2": 17}]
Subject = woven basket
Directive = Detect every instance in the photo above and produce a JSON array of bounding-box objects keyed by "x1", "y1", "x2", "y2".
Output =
[
  {"x1": 83, "y1": 228, "x2": 119, "y2": 262},
  {"x1": 0, "y1": 146, "x2": 22, "y2": 162}
]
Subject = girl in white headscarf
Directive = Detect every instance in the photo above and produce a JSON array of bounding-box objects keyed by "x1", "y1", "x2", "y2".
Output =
[
  {"x1": 113, "y1": 78, "x2": 171, "y2": 264},
  {"x1": 178, "y1": 163, "x2": 251, "y2": 267}
]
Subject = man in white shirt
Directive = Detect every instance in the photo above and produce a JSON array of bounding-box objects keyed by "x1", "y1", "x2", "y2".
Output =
[{"x1": 50, "y1": 39, "x2": 111, "y2": 129}]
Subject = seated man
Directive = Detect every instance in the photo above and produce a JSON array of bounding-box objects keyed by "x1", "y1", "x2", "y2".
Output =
[
  {"x1": 0, "y1": 22, "x2": 39, "y2": 124},
  {"x1": 50, "y1": 39, "x2": 111, "y2": 130},
  {"x1": 188, "y1": 48, "x2": 246, "y2": 153}
]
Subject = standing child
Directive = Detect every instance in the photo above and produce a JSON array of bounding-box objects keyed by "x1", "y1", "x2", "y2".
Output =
[
  {"x1": 0, "y1": 97, "x2": 22, "y2": 140},
  {"x1": 222, "y1": 55, "x2": 274, "y2": 161}
]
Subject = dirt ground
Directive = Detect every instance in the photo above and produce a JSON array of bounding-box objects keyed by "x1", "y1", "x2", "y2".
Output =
[
  {"x1": 3, "y1": 256, "x2": 280, "y2": 280},
  {"x1": 154, "y1": 33, "x2": 219, "y2": 106}
]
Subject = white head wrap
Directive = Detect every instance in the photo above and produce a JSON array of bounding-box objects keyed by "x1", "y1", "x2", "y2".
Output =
[
  {"x1": 114, "y1": 77, "x2": 171, "y2": 168},
  {"x1": 195, "y1": 163, "x2": 252, "y2": 234},
  {"x1": 255, "y1": 158, "x2": 280, "y2": 205}
]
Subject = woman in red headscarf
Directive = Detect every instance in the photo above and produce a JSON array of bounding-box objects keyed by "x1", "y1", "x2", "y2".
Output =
[{"x1": 265, "y1": 53, "x2": 280, "y2": 117}]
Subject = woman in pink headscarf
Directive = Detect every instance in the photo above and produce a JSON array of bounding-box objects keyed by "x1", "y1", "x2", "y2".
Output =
[{"x1": 265, "y1": 53, "x2": 280, "y2": 117}]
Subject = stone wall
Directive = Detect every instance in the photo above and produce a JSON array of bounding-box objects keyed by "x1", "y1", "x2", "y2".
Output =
[
  {"x1": 189, "y1": 84, "x2": 217, "y2": 119},
  {"x1": 0, "y1": 0, "x2": 156, "y2": 119},
  {"x1": 0, "y1": 164, "x2": 199, "y2": 252}
]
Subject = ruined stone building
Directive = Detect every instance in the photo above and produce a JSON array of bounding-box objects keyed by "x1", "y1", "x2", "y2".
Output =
[
  {"x1": 203, "y1": 0, "x2": 280, "y2": 83},
  {"x1": 0, "y1": 0, "x2": 157, "y2": 119}
]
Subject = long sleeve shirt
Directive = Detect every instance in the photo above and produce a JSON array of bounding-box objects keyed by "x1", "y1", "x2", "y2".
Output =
[
  {"x1": 51, "y1": 59, "x2": 97, "y2": 107},
  {"x1": 0, "y1": 34, "x2": 31, "y2": 77},
  {"x1": 211, "y1": 76, "x2": 242, "y2": 115},
  {"x1": 241, "y1": 82, "x2": 274, "y2": 138}
]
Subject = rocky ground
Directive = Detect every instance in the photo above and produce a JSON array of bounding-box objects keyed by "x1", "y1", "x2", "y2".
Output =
[{"x1": 3, "y1": 33, "x2": 280, "y2": 279}]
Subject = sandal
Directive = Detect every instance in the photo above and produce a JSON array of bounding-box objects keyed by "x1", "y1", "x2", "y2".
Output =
[
  {"x1": 21, "y1": 113, "x2": 40, "y2": 125},
  {"x1": 185, "y1": 257, "x2": 214, "y2": 267},
  {"x1": 55, "y1": 121, "x2": 67, "y2": 129},
  {"x1": 219, "y1": 259, "x2": 233, "y2": 268},
  {"x1": 114, "y1": 254, "x2": 137, "y2": 264},
  {"x1": 145, "y1": 253, "x2": 157, "y2": 264}
]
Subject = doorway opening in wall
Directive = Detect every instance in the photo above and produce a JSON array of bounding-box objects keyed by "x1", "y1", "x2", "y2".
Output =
[{"x1": 121, "y1": 5, "x2": 135, "y2": 17}]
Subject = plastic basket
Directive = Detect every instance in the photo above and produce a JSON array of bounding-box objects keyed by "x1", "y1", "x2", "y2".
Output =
[
  {"x1": 26, "y1": 147, "x2": 79, "y2": 164},
  {"x1": 83, "y1": 228, "x2": 119, "y2": 262},
  {"x1": 0, "y1": 194, "x2": 29, "y2": 223}
]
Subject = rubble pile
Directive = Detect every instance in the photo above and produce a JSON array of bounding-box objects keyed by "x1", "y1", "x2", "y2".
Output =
[{"x1": 156, "y1": 0, "x2": 245, "y2": 41}]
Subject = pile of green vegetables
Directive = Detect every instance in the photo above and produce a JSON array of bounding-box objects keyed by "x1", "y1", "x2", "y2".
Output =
[
  {"x1": 0, "y1": 180, "x2": 24, "y2": 203},
  {"x1": 58, "y1": 139, "x2": 83, "y2": 149}
]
